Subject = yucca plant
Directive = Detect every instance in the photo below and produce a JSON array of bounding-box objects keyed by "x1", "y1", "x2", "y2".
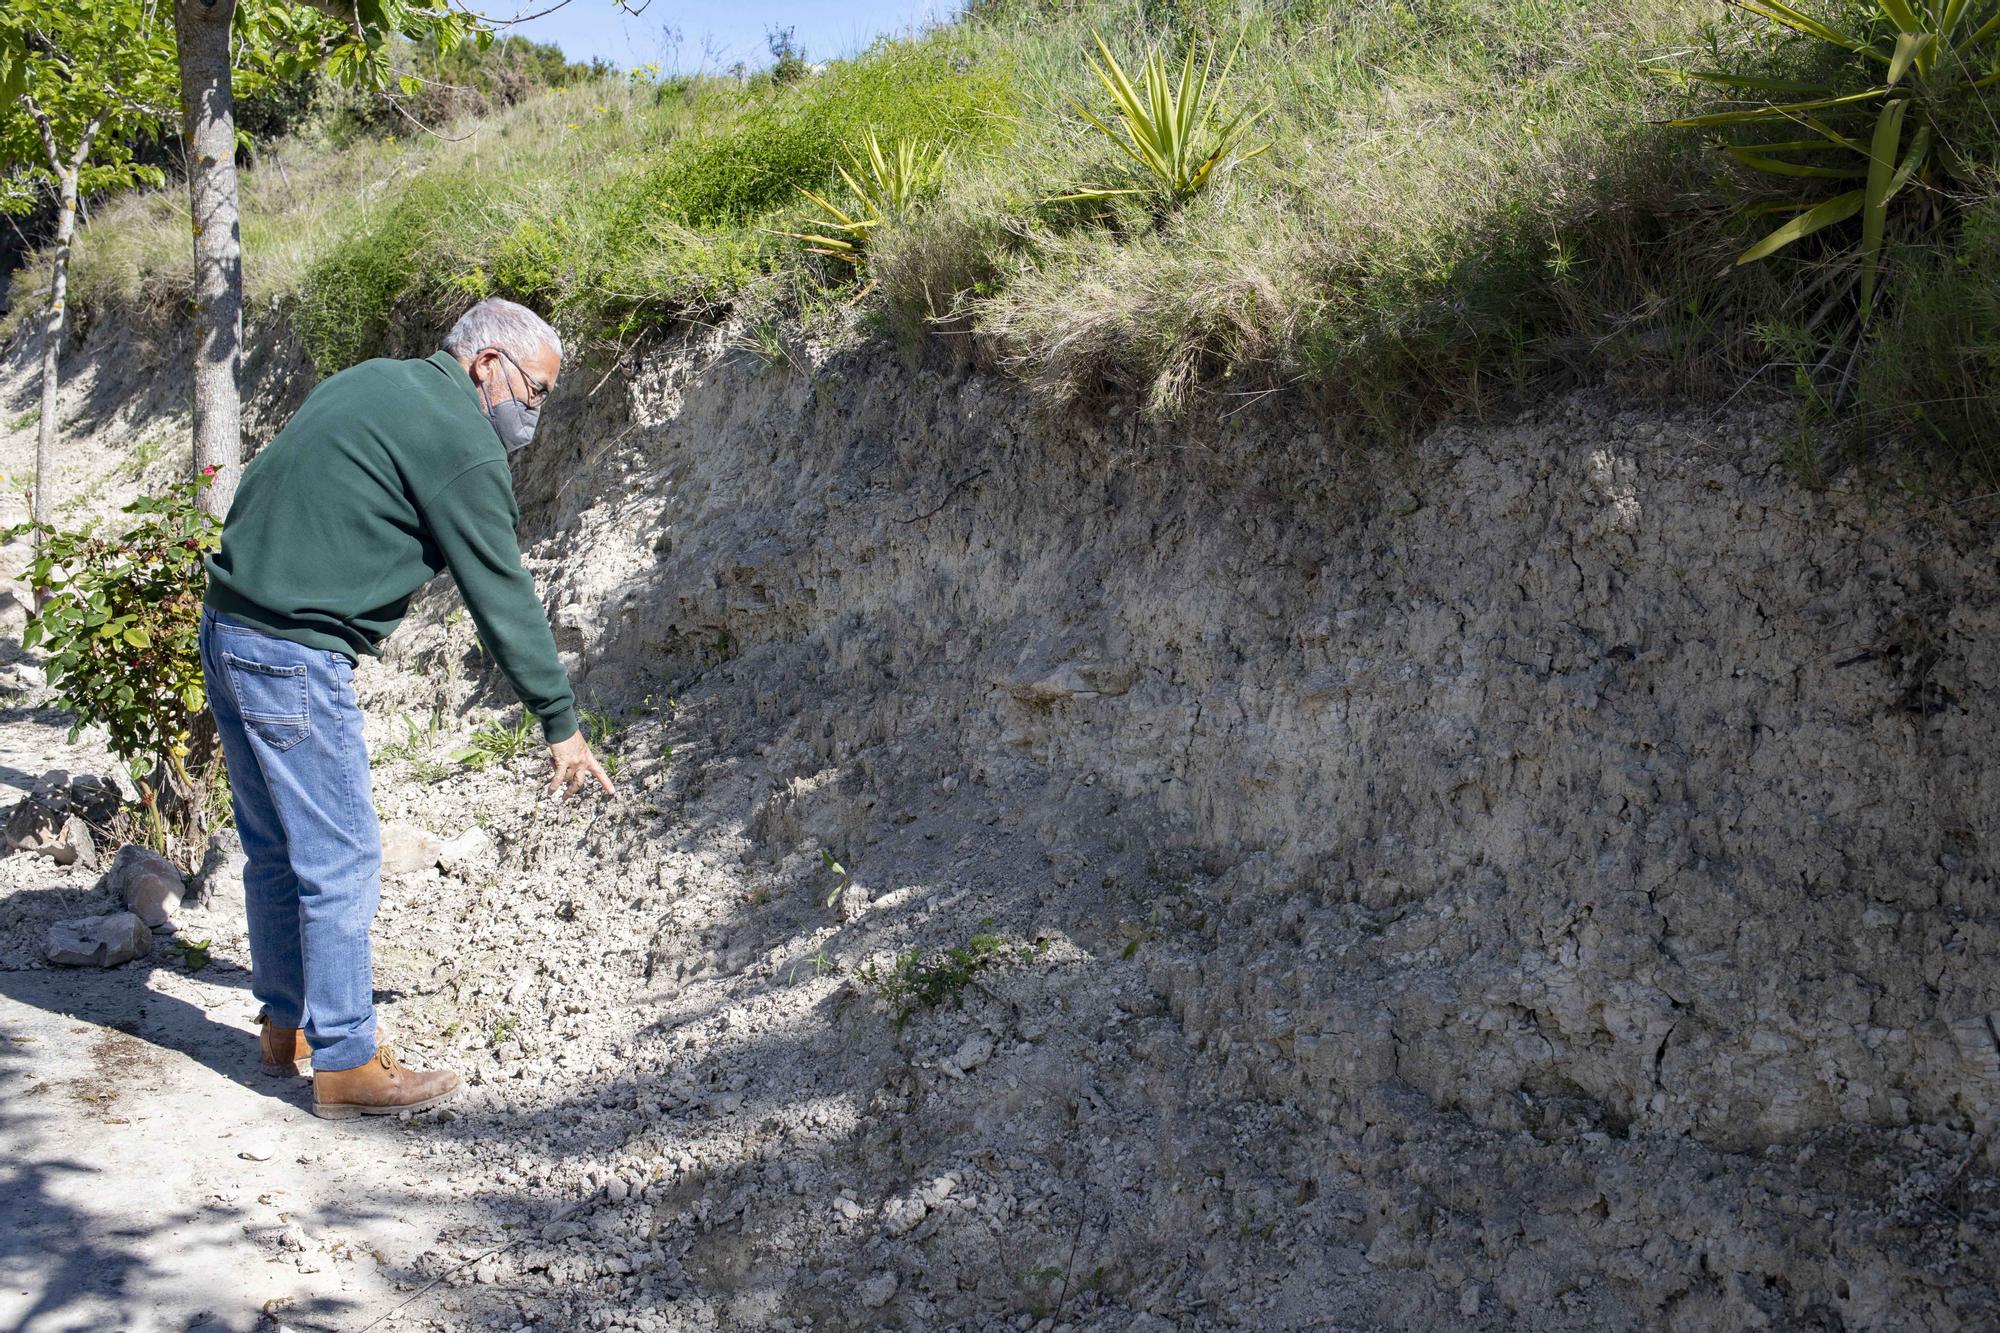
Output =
[
  {"x1": 1662, "y1": 0, "x2": 2000, "y2": 323},
  {"x1": 775, "y1": 131, "x2": 952, "y2": 270},
  {"x1": 1054, "y1": 30, "x2": 1269, "y2": 208}
]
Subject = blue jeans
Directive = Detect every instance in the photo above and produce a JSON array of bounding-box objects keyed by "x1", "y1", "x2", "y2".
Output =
[{"x1": 198, "y1": 608, "x2": 380, "y2": 1072}]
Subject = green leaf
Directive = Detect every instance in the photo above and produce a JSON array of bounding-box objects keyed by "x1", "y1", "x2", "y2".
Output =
[
  {"x1": 1731, "y1": 0, "x2": 1879, "y2": 57},
  {"x1": 1724, "y1": 147, "x2": 1868, "y2": 178},
  {"x1": 123, "y1": 626, "x2": 151, "y2": 648},
  {"x1": 1878, "y1": 0, "x2": 1925, "y2": 34},
  {"x1": 1656, "y1": 68, "x2": 1835, "y2": 95},
  {"x1": 1735, "y1": 188, "x2": 1866, "y2": 265},
  {"x1": 1664, "y1": 88, "x2": 1889, "y2": 127},
  {"x1": 1885, "y1": 31, "x2": 1933, "y2": 85}
]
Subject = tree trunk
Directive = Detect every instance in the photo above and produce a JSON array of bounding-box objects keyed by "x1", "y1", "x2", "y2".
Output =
[
  {"x1": 175, "y1": 0, "x2": 243, "y2": 520},
  {"x1": 32, "y1": 168, "x2": 78, "y2": 534}
]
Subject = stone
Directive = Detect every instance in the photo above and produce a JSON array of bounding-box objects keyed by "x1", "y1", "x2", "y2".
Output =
[
  {"x1": 192, "y1": 828, "x2": 248, "y2": 907},
  {"x1": 5, "y1": 770, "x2": 122, "y2": 862},
  {"x1": 380, "y1": 821, "x2": 445, "y2": 877},
  {"x1": 101, "y1": 844, "x2": 187, "y2": 929},
  {"x1": 882, "y1": 1195, "x2": 927, "y2": 1237},
  {"x1": 953, "y1": 1035, "x2": 993, "y2": 1073},
  {"x1": 66, "y1": 774, "x2": 122, "y2": 826},
  {"x1": 857, "y1": 1272, "x2": 898, "y2": 1309},
  {"x1": 46, "y1": 912, "x2": 153, "y2": 968},
  {"x1": 58, "y1": 815, "x2": 98, "y2": 871},
  {"x1": 438, "y1": 826, "x2": 495, "y2": 876}
]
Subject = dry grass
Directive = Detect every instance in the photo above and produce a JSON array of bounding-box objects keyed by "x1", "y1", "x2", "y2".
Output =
[{"x1": 9, "y1": 0, "x2": 1997, "y2": 480}]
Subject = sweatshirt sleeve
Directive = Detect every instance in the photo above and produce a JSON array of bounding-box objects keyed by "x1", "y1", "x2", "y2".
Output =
[{"x1": 418, "y1": 460, "x2": 579, "y2": 744}]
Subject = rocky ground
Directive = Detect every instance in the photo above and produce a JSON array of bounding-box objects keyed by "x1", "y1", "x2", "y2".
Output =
[
  {"x1": 2, "y1": 313, "x2": 1997, "y2": 1332},
  {"x1": 1, "y1": 575, "x2": 1360, "y2": 1333}
]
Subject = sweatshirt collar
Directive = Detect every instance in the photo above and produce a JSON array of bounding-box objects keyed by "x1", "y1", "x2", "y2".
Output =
[{"x1": 425, "y1": 350, "x2": 483, "y2": 409}]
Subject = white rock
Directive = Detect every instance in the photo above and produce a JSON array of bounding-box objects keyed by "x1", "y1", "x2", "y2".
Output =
[
  {"x1": 379, "y1": 821, "x2": 445, "y2": 877},
  {"x1": 953, "y1": 1035, "x2": 994, "y2": 1073},
  {"x1": 439, "y1": 826, "x2": 495, "y2": 875},
  {"x1": 882, "y1": 1195, "x2": 927, "y2": 1237},
  {"x1": 46, "y1": 912, "x2": 153, "y2": 968},
  {"x1": 193, "y1": 829, "x2": 248, "y2": 906},
  {"x1": 102, "y1": 845, "x2": 186, "y2": 928}
]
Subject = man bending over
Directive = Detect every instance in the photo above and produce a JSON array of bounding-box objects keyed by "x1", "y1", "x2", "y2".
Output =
[{"x1": 201, "y1": 297, "x2": 614, "y2": 1120}]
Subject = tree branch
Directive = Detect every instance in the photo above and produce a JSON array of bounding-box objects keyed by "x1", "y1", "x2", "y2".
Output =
[
  {"x1": 68, "y1": 109, "x2": 109, "y2": 173},
  {"x1": 18, "y1": 93, "x2": 64, "y2": 177}
]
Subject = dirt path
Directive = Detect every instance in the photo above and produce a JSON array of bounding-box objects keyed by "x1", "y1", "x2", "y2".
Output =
[
  {"x1": 0, "y1": 673, "x2": 481, "y2": 1333},
  {"x1": 0, "y1": 963, "x2": 458, "y2": 1332}
]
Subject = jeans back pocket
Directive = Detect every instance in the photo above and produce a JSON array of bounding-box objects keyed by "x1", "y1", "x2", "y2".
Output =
[{"x1": 222, "y1": 651, "x2": 311, "y2": 751}]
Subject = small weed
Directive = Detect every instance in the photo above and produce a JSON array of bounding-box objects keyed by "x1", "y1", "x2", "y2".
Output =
[
  {"x1": 731, "y1": 318, "x2": 793, "y2": 368},
  {"x1": 373, "y1": 708, "x2": 448, "y2": 767},
  {"x1": 580, "y1": 706, "x2": 618, "y2": 747},
  {"x1": 113, "y1": 432, "x2": 169, "y2": 483},
  {"x1": 787, "y1": 945, "x2": 841, "y2": 984},
  {"x1": 820, "y1": 848, "x2": 850, "y2": 908},
  {"x1": 164, "y1": 937, "x2": 212, "y2": 971},
  {"x1": 454, "y1": 714, "x2": 538, "y2": 769},
  {"x1": 579, "y1": 706, "x2": 627, "y2": 774},
  {"x1": 490, "y1": 1017, "x2": 516, "y2": 1045},
  {"x1": 857, "y1": 919, "x2": 1018, "y2": 1029},
  {"x1": 409, "y1": 757, "x2": 454, "y2": 785},
  {"x1": 8, "y1": 409, "x2": 36, "y2": 431}
]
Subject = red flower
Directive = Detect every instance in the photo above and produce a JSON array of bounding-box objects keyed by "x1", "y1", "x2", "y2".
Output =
[{"x1": 200, "y1": 465, "x2": 218, "y2": 476}]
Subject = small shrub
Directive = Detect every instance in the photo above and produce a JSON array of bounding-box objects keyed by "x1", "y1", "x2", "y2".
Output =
[
  {"x1": 776, "y1": 131, "x2": 953, "y2": 270},
  {"x1": 165, "y1": 937, "x2": 213, "y2": 971},
  {"x1": 10, "y1": 475, "x2": 220, "y2": 804}
]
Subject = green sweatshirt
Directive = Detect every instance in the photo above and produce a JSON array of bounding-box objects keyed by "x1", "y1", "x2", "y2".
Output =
[{"x1": 205, "y1": 350, "x2": 579, "y2": 743}]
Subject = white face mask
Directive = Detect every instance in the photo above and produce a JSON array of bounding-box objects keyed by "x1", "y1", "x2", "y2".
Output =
[{"x1": 476, "y1": 347, "x2": 543, "y2": 454}]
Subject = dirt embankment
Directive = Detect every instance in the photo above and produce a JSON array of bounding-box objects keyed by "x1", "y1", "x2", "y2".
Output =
[{"x1": 2, "y1": 314, "x2": 1996, "y2": 1331}]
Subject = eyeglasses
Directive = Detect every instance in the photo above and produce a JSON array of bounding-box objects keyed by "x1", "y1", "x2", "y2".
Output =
[{"x1": 483, "y1": 346, "x2": 553, "y2": 408}]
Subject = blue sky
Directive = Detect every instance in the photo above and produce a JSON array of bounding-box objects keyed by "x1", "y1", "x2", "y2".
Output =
[{"x1": 483, "y1": 0, "x2": 965, "y2": 73}]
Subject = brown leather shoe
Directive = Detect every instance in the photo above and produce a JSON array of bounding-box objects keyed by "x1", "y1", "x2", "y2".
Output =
[
  {"x1": 311, "y1": 1044, "x2": 461, "y2": 1121},
  {"x1": 256, "y1": 1011, "x2": 311, "y2": 1078}
]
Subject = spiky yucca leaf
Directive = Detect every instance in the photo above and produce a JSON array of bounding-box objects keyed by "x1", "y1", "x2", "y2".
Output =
[
  {"x1": 1053, "y1": 30, "x2": 1269, "y2": 207},
  {"x1": 1659, "y1": 0, "x2": 2000, "y2": 322},
  {"x1": 773, "y1": 131, "x2": 951, "y2": 269}
]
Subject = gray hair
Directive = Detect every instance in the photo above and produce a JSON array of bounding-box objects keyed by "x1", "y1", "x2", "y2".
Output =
[{"x1": 442, "y1": 298, "x2": 563, "y2": 364}]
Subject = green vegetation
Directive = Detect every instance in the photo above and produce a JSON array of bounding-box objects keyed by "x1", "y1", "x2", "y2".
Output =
[
  {"x1": 857, "y1": 921, "x2": 1017, "y2": 1028},
  {"x1": 453, "y1": 713, "x2": 539, "y2": 769},
  {"x1": 13, "y1": 0, "x2": 2000, "y2": 484},
  {"x1": 8, "y1": 476, "x2": 218, "y2": 782},
  {"x1": 164, "y1": 936, "x2": 213, "y2": 972},
  {"x1": 6, "y1": 475, "x2": 225, "y2": 860},
  {"x1": 1056, "y1": 29, "x2": 1267, "y2": 206},
  {"x1": 373, "y1": 707, "x2": 457, "y2": 782},
  {"x1": 821, "y1": 849, "x2": 853, "y2": 908},
  {"x1": 1663, "y1": 0, "x2": 2000, "y2": 324},
  {"x1": 579, "y1": 706, "x2": 625, "y2": 775},
  {"x1": 776, "y1": 130, "x2": 954, "y2": 269}
]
